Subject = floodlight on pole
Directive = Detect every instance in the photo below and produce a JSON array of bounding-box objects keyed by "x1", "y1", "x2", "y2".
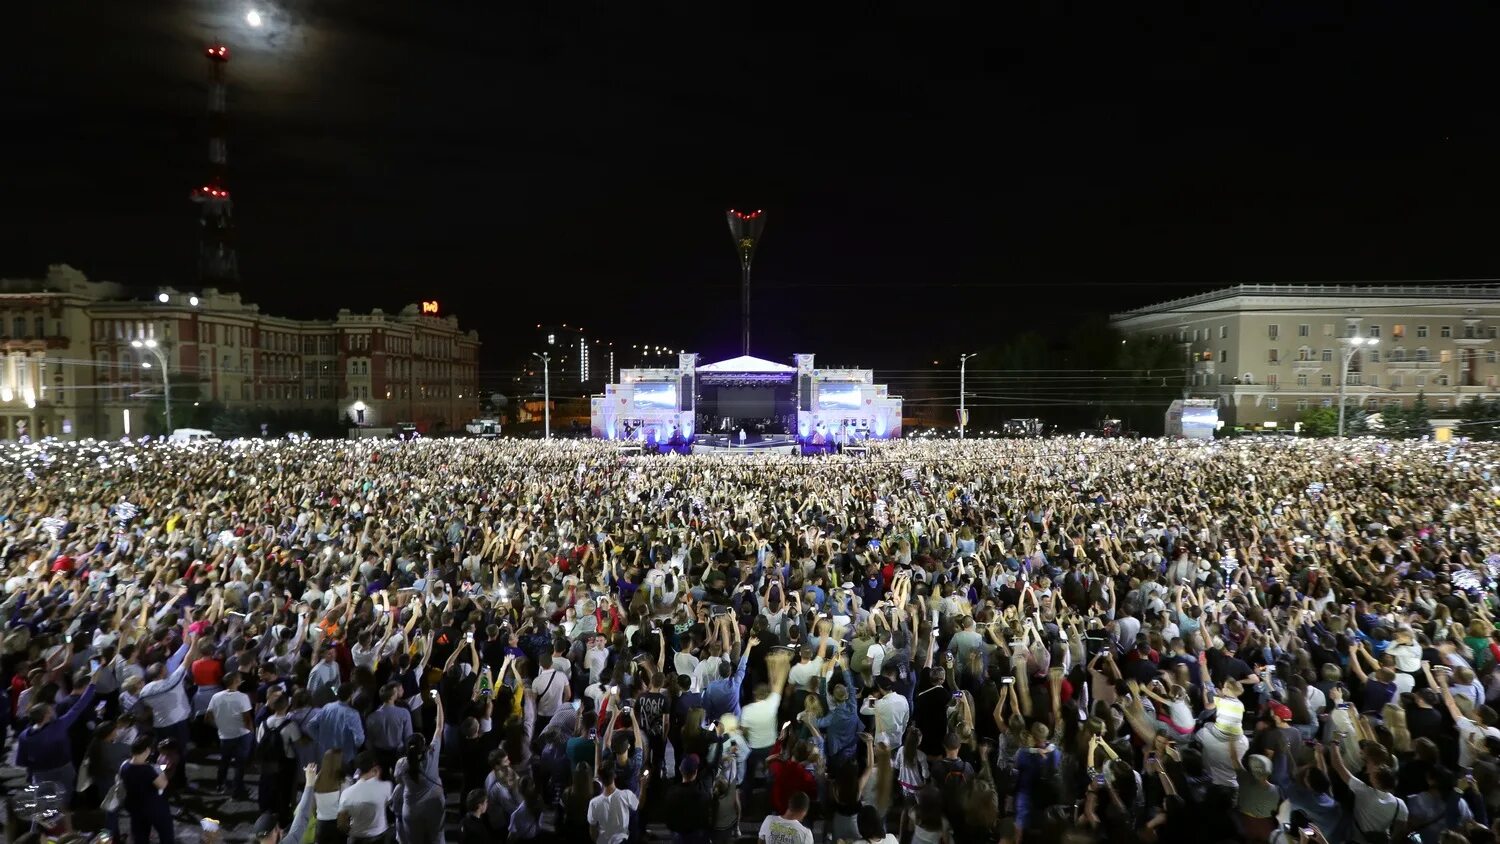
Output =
[
  {"x1": 726, "y1": 209, "x2": 766, "y2": 357},
  {"x1": 533, "y1": 352, "x2": 551, "y2": 440},
  {"x1": 131, "y1": 338, "x2": 172, "y2": 432},
  {"x1": 1337, "y1": 337, "x2": 1377, "y2": 437},
  {"x1": 959, "y1": 353, "x2": 976, "y2": 439}
]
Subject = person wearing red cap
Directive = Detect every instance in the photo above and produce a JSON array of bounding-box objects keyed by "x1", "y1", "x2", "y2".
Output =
[{"x1": 1251, "y1": 700, "x2": 1301, "y2": 789}]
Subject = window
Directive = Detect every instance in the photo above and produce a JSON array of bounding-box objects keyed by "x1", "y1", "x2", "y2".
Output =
[
  {"x1": 1321, "y1": 349, "x2": 1333, "y2": 362},
  {"x1": 1440, "y1": 349, "x2": 1453, "y2": 364},
  {"x1": 1266, "y1": 373, "x2": 1279, "y2": 386},
  {"x1": 12, "y1": 318, "x2": 24, "y2": 338},
  {"x1": 1438, "y1": 398, "x2": 1450, "y2": 410},
  {"x1": 1320, "y1": 374, "x2": 1333, "y2": 386},
  {"x1": 1296, "y1": 400, "x2": 1309, "y2": 411},
  {"x1": 1267, "y1": 398, "x2": 1278, "y2": 410},
  {"x1": 1368, "y1": 375, "x2": 1379, "y2": 387},
  {"x1": 1438, "y1": 374, "x2": 1450, "y2": 387},
  {"x1": 1488, "y1": 351, "x2": 1497, "y2": 364},
  {"x1": 1296, "y1": 374, "x2": 1309, "y2": 387},
  {"x1": 1464, "y1": 325, "x2": 1477, "y2": 339},
  {"x1": 1219, "y1": 325, "x2": 1228, "y2": 339},
  {"x1": 1219, "y1": 349, "x2": 1228, "y2": 363},
  {"x1": 1416, "y1": 348, "x2": 1429, "y2": 362},
  {"x1": 1347, "y1": 373, "x2": 1361, "y2": 386},
  {"x1": 1298, "y1": 324, "x2": 1310, "y2": 337},
  {"x1": 1192, "y1": 329, "x2": 1201, "y2": 342},
  {"x1": 1490, "y1": 326, "x2": 1498, "y2": 340},
  {"x1": 1417, "y1": 325, "x2": 1429, "y2": 338},
  {"x1": 1268, "y1": 324, "x2": 1279, "y2": 340},
  {"x1": 1268, "y1": 349, "x2": 1280, "y2": 363},
  {"x1": 1391, "y1": 374, "x2": 1403, "y2": 388},
  {"x1": 34, "y1": 317, "x2": 44, "y2": 338},
  {"x1": 1298, "y1": 347, "x2": 1312, "y2": 362},
  {"x1": 1441, "y1": 325, "x2": 1453, "y2": 338},
  {"x1": 1345, "y1": 323, "x2": 1358, "y2": 338},
  {"x1": 1368, "y1": 325, "x2": 1380, "y2": 338},
  {"x1": 1416, "y1": 375, "x2": 1427, "y2": 387},
  {"x1": 1392, "y1": 324, "x2": 1406, "y2": 339},
  {"x1": 1323, "y1": 323, "x2": 1334, "y2": 337},
  {"x1": 1321, "y1": 398, "x2": 1333, "y2": 408},
  {"x1": 1390, "y1": 348, "x2": 1405, "y2": 362}
]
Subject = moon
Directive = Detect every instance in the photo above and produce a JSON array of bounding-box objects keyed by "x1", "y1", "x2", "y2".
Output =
[{"x1": 245, "y1": 8, "x2": 262, "y2": 27}]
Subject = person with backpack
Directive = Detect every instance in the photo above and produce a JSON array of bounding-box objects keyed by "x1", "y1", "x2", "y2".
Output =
[
  {"x1": 1327, "y1": 741, "x2": 1408, "y2": 844},
  {"x1": 931, "y1": 732, "x2": 975, "y2": 817},
  {"x1": 257, "y1": 692, "x2": 302, "y2": 822}
]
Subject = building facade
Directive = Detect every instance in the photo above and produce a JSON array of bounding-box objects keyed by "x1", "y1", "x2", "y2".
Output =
[
  {"x1": 1111, "y1": 283, "x2": 1500, "y2": 430},
  {"x1": 0, "y1": 264, "x2": 479, "y2": 439}
]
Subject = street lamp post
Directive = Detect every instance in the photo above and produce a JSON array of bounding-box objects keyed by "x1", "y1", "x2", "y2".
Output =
[
  {"x1": 1337, "y1": 337, "x2": 1377, "y2": 437},
  {"x1": 533, "y1": 352, "x2": 551, "y2": 440},
  {"x1": 131, "y1": 339, "x2": 172, "y2": 432},
  {"x1": 959, "y1": 353, "x2": 975, "y2": 440}
]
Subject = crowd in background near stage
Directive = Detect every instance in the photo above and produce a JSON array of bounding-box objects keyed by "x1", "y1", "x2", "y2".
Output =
[{"x1": 3, "y1": 435, "x2": 1500, "y2": 844}]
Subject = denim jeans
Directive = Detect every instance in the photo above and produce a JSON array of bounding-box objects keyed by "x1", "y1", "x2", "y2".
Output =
[{"x1": 218, "y1": 733, "x2": 253, "y2": 792}]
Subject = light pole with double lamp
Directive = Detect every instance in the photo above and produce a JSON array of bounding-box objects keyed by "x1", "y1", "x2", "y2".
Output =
[
  {"x1": 131, "y1": 339, "x2": 172, "y2": 433},
  {"x1": 959, "y1": 353, "x2": 976, "y2": 440},
  {"x1": 1337, "y1": 336, "x2": 1377, "y2": 437}
]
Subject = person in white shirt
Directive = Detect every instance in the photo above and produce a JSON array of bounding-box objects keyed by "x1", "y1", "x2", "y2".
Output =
[
  {"x1": 759, "y1": 792, "x2": 815, "y2": 844},
  {"x1": 307, "y1": 647, "x2": 341, "y2": 703},
  {"x1": 785, "y1": 645, "x2": 825, "y2": 689},
  {"x1": 692, "y1": 648, "x2": 724, "y2": 694},
  {"x1": 584, "y1": 637, "x2": 609, "y2": 686},
  {"x1": 860, "y1": 677, "x2": 910, "y2": 750},
  {"x1": 206, "y1": 671, "x2": 254, "y2": 797},
  {"x1": 532, "y1": 653, "x2": 570, "y2": 720},
  {"x1": 1194, "y1": 719, "x2": 1249, "y2": 789},
  {"x1": 587, "y1": 768, "x2": 641, "y2": 844},
  {"x1": 339, "y1": 750, "x2": 396, "y2": 843}
]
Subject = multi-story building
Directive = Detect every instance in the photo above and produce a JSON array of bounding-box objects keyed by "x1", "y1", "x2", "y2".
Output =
[
  {"x1": 1112, "y1": 283, "x2": 1500, "y2": 429},
  {"x1": 0, "y1": 264, "x2": 479, "y2": 439}
]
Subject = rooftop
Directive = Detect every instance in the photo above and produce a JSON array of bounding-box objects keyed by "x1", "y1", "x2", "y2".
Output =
[{"x1": 1114, "y1": 282, "x2": 1500, "y2": 319}]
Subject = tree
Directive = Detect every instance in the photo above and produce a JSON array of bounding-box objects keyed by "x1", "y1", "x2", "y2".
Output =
[
  {"x1": 1457, "y1": 396, "x2": 1500, "y2": 440},
  {"x1": 1298, "y1": 405, "x2": 1339, "y2": 437},
  {"x1": 1377, "y1": 391, "x2": 1434, "y2": 439}
]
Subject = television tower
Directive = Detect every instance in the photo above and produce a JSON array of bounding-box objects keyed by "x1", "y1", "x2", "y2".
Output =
[
  {"x1": 727, "y1": 209, "x2": 765, "y2": 356},
  {"x1": 192, "y1": 43, "x2": 238, "y2": 284}
]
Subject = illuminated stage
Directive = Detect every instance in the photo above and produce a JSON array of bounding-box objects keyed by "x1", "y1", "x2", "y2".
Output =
[{"x1": 591, "y1": 353, "x2": 902, "y2": 453}]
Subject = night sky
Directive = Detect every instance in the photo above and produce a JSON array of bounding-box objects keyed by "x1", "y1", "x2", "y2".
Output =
[{"x1": 6, "y1": 3, "x2": 1500, "y2": 382}]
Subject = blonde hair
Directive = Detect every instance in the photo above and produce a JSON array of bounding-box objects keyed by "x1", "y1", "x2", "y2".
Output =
[
  {"x1": 1382, "y1": 704, "x2": 1411, "y2": 755},
  {"x1": 871, "y1": 743, "x2": 895, "y2": 815},
  {"x1": 315, "y1": 749, "x2": 344, "y2": 792}
]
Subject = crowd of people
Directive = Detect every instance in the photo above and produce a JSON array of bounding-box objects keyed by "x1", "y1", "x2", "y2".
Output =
[{"x1": 2, "y1": 434, "x2": 1500, "y2": 844}]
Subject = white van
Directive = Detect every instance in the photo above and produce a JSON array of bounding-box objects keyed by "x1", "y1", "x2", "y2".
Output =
[{"x1": 169, "y1": 428, "x2": 219, "y2": 443}]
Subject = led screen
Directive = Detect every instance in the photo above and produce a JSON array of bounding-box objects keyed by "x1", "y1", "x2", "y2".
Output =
[
  {"x1": 819, "y1": 384, "x2": 862, "y2": 409},
  {"x1": 1181, "y1": 406, "x2": 1218, "y2": 440},
  {"x1": 633, "y1": 383, "x2": 677, "y2": 409}
]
